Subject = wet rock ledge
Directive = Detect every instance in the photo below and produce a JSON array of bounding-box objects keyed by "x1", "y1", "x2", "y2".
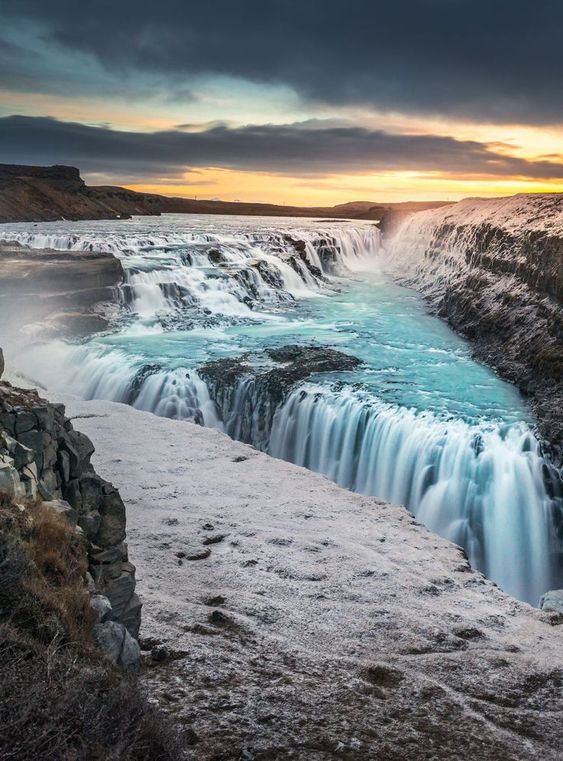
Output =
[
  {"x1": 199, "y1": 344, "x2": 362, "y2": 447},
  {"x1": 0, "y1": 349, "x2": 140, "y2": 666},
  {"x1": 0, "y1": 240, "x2": 123, "y2": 338}
]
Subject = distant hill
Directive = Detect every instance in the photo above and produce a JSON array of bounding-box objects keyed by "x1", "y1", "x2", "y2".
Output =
[{"x1": 0, "y1": 164, "x2": 452, "y2": 223}]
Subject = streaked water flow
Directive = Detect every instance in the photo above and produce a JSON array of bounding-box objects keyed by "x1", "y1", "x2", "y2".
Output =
[{"x1": 1, "y1": 214, "x2": 560, "y2": 604}]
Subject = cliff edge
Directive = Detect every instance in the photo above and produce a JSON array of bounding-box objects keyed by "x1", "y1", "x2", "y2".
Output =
[
  {"x1": 68, "y1": 395, "x2": 563, "y2": 761},
  {"x1": 386, "y1": 194, "x2": 563, "y2": 464}
]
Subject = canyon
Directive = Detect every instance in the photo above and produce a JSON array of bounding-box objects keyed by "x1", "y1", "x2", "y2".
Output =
[{"x1": 0, "y1": 190, "x2": 562, "y2": 759}]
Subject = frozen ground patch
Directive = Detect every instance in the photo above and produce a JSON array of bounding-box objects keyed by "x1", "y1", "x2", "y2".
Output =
[{"x1": 63, "y1": 397, "x2": 563, "y2": 761}]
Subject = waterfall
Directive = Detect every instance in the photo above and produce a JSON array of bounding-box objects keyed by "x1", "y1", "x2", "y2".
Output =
[
  {"x1": 268, "y1": 384, "x2": 561, "y2": 604},
  {"x1": 0, "y1": 223, "x2": 382, "y2": 326},
  {"x1": 3, "y1": 214, "x2": 560, "y2": 606}
]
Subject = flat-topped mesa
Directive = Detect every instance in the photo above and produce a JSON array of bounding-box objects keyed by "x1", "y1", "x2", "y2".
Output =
[
  {"x1": 0, "y1": 162, "x2": 450, "y2": 223},
  {"x1": 0, "y1": 163, "x2": 85, "y2": 192}
]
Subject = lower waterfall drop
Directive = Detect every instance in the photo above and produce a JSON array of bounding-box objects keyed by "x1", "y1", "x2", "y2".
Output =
[{"x1": 268, "y1": 384, "x2": 559, "y2": 605}]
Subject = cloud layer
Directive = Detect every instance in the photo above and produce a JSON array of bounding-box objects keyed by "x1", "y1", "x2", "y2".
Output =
[
  {"x1": 2, "y1": 115, "x2": 563, "y2": 182},
  {"x1": 2, "y1": 1, "x2": 563, "y2": 124}
]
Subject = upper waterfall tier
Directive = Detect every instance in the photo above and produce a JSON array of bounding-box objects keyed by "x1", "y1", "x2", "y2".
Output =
[{"x1": 0, "y1": 215, "x2": 381, "y2": 329}]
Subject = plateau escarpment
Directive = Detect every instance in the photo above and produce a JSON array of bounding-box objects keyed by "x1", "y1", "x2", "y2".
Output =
[
  {"x1": 386, "y1": 194, "x2": 563, "y2": 464},
  {"x1": 0, "y1": 163, "x2": 449, "y2": 223}
]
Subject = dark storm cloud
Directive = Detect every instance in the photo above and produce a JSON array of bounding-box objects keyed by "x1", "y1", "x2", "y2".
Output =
[
  {"x1": 2, "y1": 0, "x2": 562, "y2": 123},
  {"x1": 2, "y1": 115, "x2": 563, "y2": 180}
]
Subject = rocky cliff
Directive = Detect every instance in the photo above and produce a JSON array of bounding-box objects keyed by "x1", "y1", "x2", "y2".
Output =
[
  {"x1": 0, "y1": 350, "x2": 140, "y2": 651},
  {"x1": 385, "y1": 194, "x2": 563, "y2": 464},
  {"x1": 72, "y1": 395, "x2": 563, "y2": 761}
]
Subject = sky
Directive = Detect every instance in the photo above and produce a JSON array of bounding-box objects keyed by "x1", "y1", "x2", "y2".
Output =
[{"x1": 1, "y1": 0, "x2": 562, "y2": 205}]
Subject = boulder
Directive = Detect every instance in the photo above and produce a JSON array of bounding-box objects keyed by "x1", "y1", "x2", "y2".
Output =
[
  {"x1": 540, "y1": 589, "x2": 563, "y2": 614},
  {"x1": 43, "y1": 498, "x2": 77, "y2": 526},
  {"x1": 94, "y1": 621, "x2": 140, "y2": 671},
  {"x1": 0, "y1": 458, "x2": 23, "y2": 497},
  {"x1": 90, "y1": 594, "x2": 113, "y2": 623}
]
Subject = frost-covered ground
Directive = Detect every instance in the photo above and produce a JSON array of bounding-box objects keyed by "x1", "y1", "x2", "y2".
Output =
[
  {"x1": 391, "y1": 193, "x2": 563, "y2": 237},
  {"x1": 62, "y1": 396, "x2": 563, "y2": 761}
]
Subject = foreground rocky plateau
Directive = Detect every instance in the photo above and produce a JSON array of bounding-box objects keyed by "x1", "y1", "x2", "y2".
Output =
[{"x1": 58, "y1": 396, "x2": 562, "y2": 761}]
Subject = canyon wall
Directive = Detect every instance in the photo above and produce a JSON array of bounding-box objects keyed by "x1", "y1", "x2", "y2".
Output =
[{"x1": 385, "y1": 194, "x2": 563, "y2": 464}]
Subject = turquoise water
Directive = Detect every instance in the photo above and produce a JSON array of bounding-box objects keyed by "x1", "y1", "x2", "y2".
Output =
[
  {"x1": 1, "y1": 215, "x2": 559, "y2": 603},
  {"x1": 98, "y1": 271, "x2": 527, "y2": 422}
]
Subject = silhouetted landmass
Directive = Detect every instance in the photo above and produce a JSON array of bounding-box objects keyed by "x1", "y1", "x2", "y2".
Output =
[{"x1": 0, "y1": 164, "x2": 451, "y2": 223}]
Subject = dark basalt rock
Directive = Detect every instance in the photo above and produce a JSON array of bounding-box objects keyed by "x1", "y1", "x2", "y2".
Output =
[
  {"x1": 125, "y1": 363, "x2": 163, "y2": 405},
  {"x1": 0, "y1": 368, "x2": 140, "y2": 641},
  {"x1": 199, "y1": 345, "x2": 361, "y2": 447},
  {"x1": 201, "y1": 345, "x2": 360, "y2": 406}
]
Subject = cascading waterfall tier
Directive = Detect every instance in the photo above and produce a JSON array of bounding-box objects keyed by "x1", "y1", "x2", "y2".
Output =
[{"x1": 0, "y1": 220, "x2": 380, "y2": 329}]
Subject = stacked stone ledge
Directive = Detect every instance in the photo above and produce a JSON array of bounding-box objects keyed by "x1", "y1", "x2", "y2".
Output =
[{"x1": 0, "y1": 349, "x2": 141, "y2": 666}]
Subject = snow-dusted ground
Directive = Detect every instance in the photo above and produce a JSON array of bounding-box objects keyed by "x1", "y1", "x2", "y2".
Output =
[
  {"x1": 392, "y1": 193, "x2": 563, "y2": 238},
  {"x1": 61, "y1": 396, "x2": 563, "y2": 761}
]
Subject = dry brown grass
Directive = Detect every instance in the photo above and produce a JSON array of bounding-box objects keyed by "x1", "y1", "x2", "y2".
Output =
[
  {"x1": 0, "y1": 495, "x2": 94, "y2": 645},
  {"x1": 0, "y1": 494, "x2": 185, "y2": 760},
  {"x1": 0, "y1": 624, "x2": 184, "y2": 761}
]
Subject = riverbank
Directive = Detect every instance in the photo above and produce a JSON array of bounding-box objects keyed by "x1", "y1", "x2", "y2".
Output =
[{"x1": 61, "y1": 395, "x2": 563, "y2": 760}]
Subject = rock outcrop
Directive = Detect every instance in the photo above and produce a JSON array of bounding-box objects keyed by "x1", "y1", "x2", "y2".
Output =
[
  {"x1": 0, "y1": 350, "x2": 140, "y2": 643},
  {"x1": 199, "y1": 345, "x2": 361, "y2": 447},
  {"x1": 0, "y1": 241, "x2": 123, "y2": 338},
  {"x1": 386, "y1": 194, "x2": 563, "y2": 464}
]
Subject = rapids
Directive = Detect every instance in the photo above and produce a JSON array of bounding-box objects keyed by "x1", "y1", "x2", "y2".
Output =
[{"x1": 1, "y1": 213, "x2": 560, "y2": 604}]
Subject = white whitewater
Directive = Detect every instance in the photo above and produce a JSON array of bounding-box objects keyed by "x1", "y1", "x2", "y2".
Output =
[
  {"x1": 2, "y1": 221, "x2": 379, "y2": 325},
  {"x1": 1, "y1": 214, "x2": 560, "y2": 605},
  {"x1": 269, "y1": 385, "x2": 557, "y2": 604}
]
